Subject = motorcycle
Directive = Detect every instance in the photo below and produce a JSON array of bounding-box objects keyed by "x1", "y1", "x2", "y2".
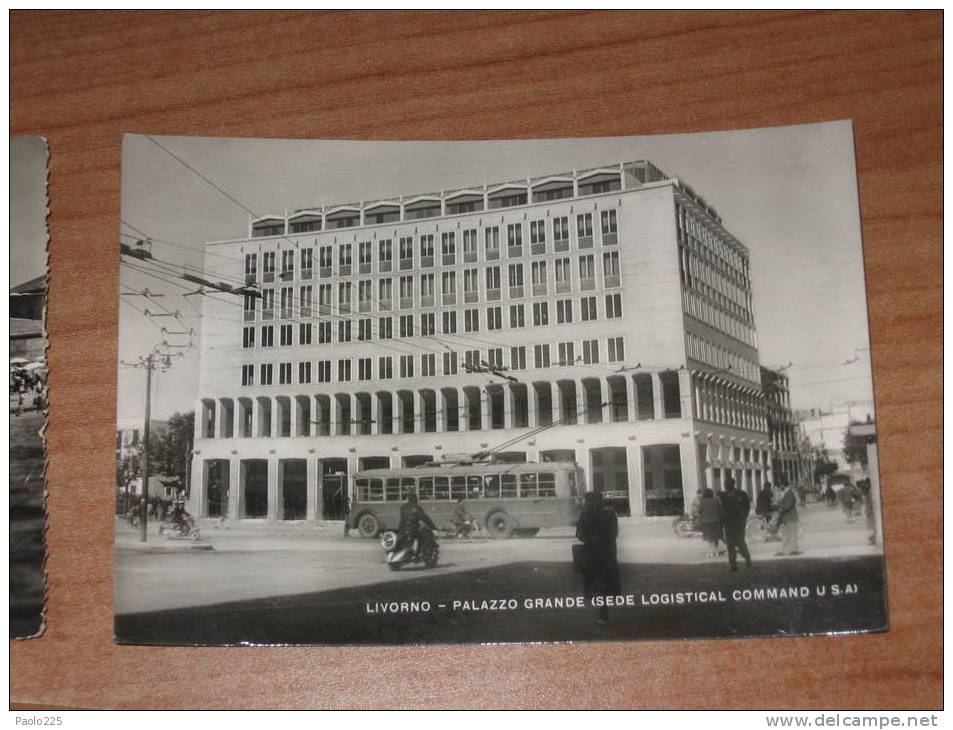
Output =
[
  {"x1": 158, "y1": 513, "x2": 201, "y2": 540},
  {"x1": 382, "y1": 526, "x2": 439, "y2": 571},
  {"x1": 672, "y1": 514, "x2": 703, "y2": 538}
]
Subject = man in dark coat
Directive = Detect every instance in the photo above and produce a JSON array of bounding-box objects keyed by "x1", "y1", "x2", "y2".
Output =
[
  {"x1": 575, "y1": 490, "x2": 620, "y2": 626},
  {"x1": 398, "y1": 493, "x2": 436, "y2": 551},
  {"x1": 720, "y1": 476, "x2": 752, "y2": 571}
]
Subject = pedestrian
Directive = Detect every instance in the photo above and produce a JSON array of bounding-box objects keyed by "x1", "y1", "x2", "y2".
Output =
[
  {"x1": 698, "y1": 487, "x2": 724, "y2": 558},
  {"x1": 838, "y1": 483, "x2": 856, "y2": 523},
  {"x1": 575, "y1": 490, "x2": 620, "y2": 627},
  {"x1": 720, "y1": 477, "x2": 752, "y2": 571},
  {"x1": 774, "y1": 481, "x2": 802, "y2": 556}
]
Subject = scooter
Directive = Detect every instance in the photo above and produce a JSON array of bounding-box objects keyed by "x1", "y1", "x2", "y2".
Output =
[
  {"x1": 158, "y1": 513, "x2": 201, "y2": 541},
  {"x1": 672, "y1": 514, "x2": 703, "y2": 538},
  {"x1": 383, "y1": 526, "x2": 439, "y2": 571}
]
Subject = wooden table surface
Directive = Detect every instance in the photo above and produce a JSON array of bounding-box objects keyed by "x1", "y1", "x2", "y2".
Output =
[{"x1": 10, "y1": 10, "x2": 942, "y2": 709}]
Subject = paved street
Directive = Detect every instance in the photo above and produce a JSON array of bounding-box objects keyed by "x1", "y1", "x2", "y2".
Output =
[{"x1": 115, "y1": 501, "x2": 882, "y2": 626}]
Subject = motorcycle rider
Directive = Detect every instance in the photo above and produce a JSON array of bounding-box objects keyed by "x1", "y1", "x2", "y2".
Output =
[
  {"x1": 397, "y1": 493, "x2": 437, "y2": 553},
  {"x1": 171, "y1": 494, "x2": 191, "y2": 535}
]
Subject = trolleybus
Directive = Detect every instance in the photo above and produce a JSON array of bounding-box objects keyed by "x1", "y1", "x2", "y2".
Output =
[{"x1": 350, "y1": 460, "x2": 585, "y2": 539}]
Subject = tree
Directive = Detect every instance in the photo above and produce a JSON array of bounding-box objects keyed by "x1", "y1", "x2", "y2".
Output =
[
  {"x1": 116, "y1": 447, "x2": 141, "y2": 513},
  {"x1": 843, "y1": 420, "x2": 870, "y2": 468},
  {"x1": 813, "y1": 445, "x2": 838, "y2": 484},
  {"x1": 150, "y1": 411, "x2": 195, "y2": 486}
]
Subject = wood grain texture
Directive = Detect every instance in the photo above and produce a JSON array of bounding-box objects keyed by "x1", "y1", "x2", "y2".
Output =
[{"x1": 10, "y1": 10, "x2": 941, "y2": 709}]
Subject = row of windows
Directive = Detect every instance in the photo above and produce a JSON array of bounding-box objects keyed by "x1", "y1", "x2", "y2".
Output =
[
  {"x1": 686, "y1": 331, "x2": 760, "y2": 384},
  {"x1": 355, "y1": 472, "x2": 559, "y2": 503},
  {"x1": 243, "y1": 210, "x2": 620, "y2": 281},
  {"x1": 239, "y1": 337, "x2": 626, "y2": 386},
  {"x1": 676, "y1": 205, "x2": 750, "y2": 287},
  {"x1": 241, "y1": 294, "x2": 624, "y2": 349},
  {"x1": 682, "y1": 288, "x2": 757, "y2": 349},
  {"x1": 241, "y1": 252, "x2": 623, "y2": 320}
]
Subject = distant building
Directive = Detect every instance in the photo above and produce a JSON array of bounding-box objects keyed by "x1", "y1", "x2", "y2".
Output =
[
  {"x1": 10, "y1": 275, "x2": 45, "y2": 361},
  {"x1": 797, "y1": 399, "x2": 875, "y2": 478},
  {"x1": 760, "y1": 367, "x2": 807, "y2": 486}
]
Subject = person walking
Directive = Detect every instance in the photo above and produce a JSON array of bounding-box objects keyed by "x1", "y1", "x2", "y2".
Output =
[
  {"x1": 575, "y1": 490, "x2": 620, "y2": 627},
  {"x1": 698, "y1": 487, "x2": 724, "y2": 558},
  {"x1": 775, "y1": 481, "x2": 802, "y2": 556},
  {"x1": 838, "y1": 483, "x2": 856, "y2": 523},
  {"x1": 720, "y1": 477, "x2": 752, "y2": 571}
]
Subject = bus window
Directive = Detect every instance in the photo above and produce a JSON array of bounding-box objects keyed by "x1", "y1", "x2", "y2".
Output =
[
  {"x1": 501, "y1": 474, "x2": 517, "y2": 498},
  {"x1": 369, "y1": 478, "x2": 384, "y2": 502},
  {"x1": 400, "y1": 477, "x2": 416, "y2": 500},
  {"x1": 434, "y1": 477, "x2": 450, "y2": 500},
  {"x1": 385, "y1": 478, "x2": 401, "y2": 502},
  {"x1": 538, "y1": 472, "x2": 557, "y2": 497},
  {"x1": 519, "y1": 473, "x2": 538, "y2": 498},
  {"x1": 451, "y1": 477, "x2": 467, "y2": 500},
  {"x1": 419, "y1": 477, "x2": 434, "y2": 501},
  {"x1": 484, "y1": 475, "x2": 501, "y2": 499},
  {"x1": 355, "y1": 478, "x2": 369, "y2": 502},
  {"x1": 467, "y1": 476, "x2": 483, "y2": 498}
]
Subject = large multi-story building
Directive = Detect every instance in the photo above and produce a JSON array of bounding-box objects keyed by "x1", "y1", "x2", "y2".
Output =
[
  {"x1": 190, "y1": 160, "x2": 773, "y2": 522},
  {"x1": 760, "y1": 367, "x2": 808, "y2": 487}
]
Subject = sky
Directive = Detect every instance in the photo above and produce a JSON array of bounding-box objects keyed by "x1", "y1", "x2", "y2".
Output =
[
  {"x1": 117, "y1": 122, "x2": 874, "y2": 423},
  {"x1": 11, "y1": 136, "x2": 48, "y2": 289}
]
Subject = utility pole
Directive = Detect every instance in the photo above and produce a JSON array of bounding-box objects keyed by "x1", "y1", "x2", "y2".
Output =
[{"x1": 140, "y1": 353, "x2": 153, "y2": 543}]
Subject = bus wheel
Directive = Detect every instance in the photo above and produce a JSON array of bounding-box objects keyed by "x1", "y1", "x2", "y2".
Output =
[
  {"x1": 515, "y1": 528, "x2": 540, "y2": 538},
  {"x1": 357, "y1": 512, "x2": 382, "y2": 539},
  {"x1": 487, "y1": 512, "x2": 515, "y2": 539}
]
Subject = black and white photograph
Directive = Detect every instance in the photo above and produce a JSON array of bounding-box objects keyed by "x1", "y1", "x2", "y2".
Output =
[
  {"x1": 11, "y1": 135, "x2": 49, "y2": 639},
  {"x1": 113, "y1": 122, "x2": 886, "y2": 646}
]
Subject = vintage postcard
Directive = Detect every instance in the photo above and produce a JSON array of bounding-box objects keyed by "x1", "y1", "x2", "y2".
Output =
[
  {"x1": 10, "y1": 136, "x2": 49, "y2": 639},
  {"x1": 113, "y1": 123, "x2": 886, "y2": 645}
]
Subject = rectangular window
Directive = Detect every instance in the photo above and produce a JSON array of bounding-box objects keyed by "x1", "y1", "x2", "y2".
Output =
[
  {"x1": 279, "y1": 362, "x2": 292, "y2": 384},
  {"x1": 533, "y1": 301, "x2": 549, "y2": 326},
  {"x1": 507, "y1": 222, "x2": 523, "y2": 252},
  {"x1": 378, "y1": 316, "x2": 393, "y2": 340},
  {"x1": 337, "y1": 359, "x2": 351, "y2": 382},
  {"x1": 399, "y1": 236, "x2": 413, "y2": 264},
  {"x1": 317, "y1": 361, "x2": 331, "y2": 383},
  {"x1": 378, "y1": 278, "x2": 392, "y2": 307},
  {"x1": 577, "y1": 212, "x2": 593, "y2": 242},
  {"x1": 400, "y1": 355, "x2": 414, "y2": 378},
  {"x1": 555, "y1": 257, "x2": 571, "y2": 284},
  {"x1": 601, "y1": 209, "x2": 618, "y2": 238},
  {"x1": 485, "y1": 266, "x2": 501, "y2": 293},
  {"x1": 442, "y1": 271, "x2": 456, "y2": 300},
  {"x1": 421, "y1": 353, "x2": 436, "y2": 377},
  {"x1": 358, "y1": 241, "x2": 372, "y2": 266},
  {"x1": 605, "y1": 293, "x2": 623, "y2": 318},
  {"x1": 420, "y1": 312, "x2": 435, "y2": 336},
  {"x1": 319, "y1": 246, "x2": 332, "y2": 269},
  {"x1": 243, "y1": 326, "x2": 255, "y2": 349},
  {"x1": 487, "y1": 347, "x2": 504, "y2": 368},
  {"x1": 280, "y1": 323, "x2": 293, "y2": 346},
  {"x1": 603, "y1": 251, "x2": 620, "y2": 279},
  {"x1": 299, "y1": 285, "x2": 313, "y2": 317},
  {"x1": 464, "y1": 350, "x2": 480, "y2": 372},
  {"x1": 299, "y1": 361, "x2": 312, "y2": 384},
  {"x1": 607, "y1": 336, "x2": 625, "y2": 363},
  {"x1": 463, "y1": 229, "x2": 478, "y2": 261},
  {"x1": 558, "y1": 342, "x2": 575, "y2": 366},
  {"x1": 579, "y1": 254, "x2": 595, "y2": 280},
  {"x1": 553, "y1": 217, "x2": 570, "y2": 248},
  {"x1": 510, "y1": 346, "x2": 526, "y2": 370},
  {"x1": 530, "y1": 220, "x2": 546, "y2": 246},
  {"x1": 260, "y1": 363, "x2": 273, "y2": 385},
  {"x1": 508, "y1": 262, "x2": 524, "y2": 287},
  {"x1": 442, "y1": 310, "x2": 457, "y2": 334},
  {"x1": 556, "y1": 299, "x2": 573, "y2": 324},
  {"x1": 420, "y1": 273, "x2": 435, "y2": 305},
  {"x1": 243, "y1": 292, "x2": 257, "y2": 320},
  {"x1": 262, "y1": 289, "x2": 275, "y2": 317},
  {"x1": 581, "y1": 296, "x2": 597, "y2": 322},
  {"x1": 509, "y1": 304, "x2": 525, "y2": 328},
  {"x1": 299, "y1": 322, "x2": 312, "y2": 345},
  {"x1": 399, "y1": 275, "x2": 414, "y2": 308},
  {"x1": 463, "y1": 268, "x2": 479, "y2": 302},
  {"x1": 281, "y1": 250, "x2": 295, "y2": 279},
  {"x1": 487, "y1": 306, "x2": 502, "y2": 331},
  {"x1": 534, "y1": 344, "x2": 550, "y2": 369},
  {"x1": 484, "y1": 226, "x2": 500, "y2": 258},
  {"x1": 464, "y1": 308, "x2": 480, "y2": 332},
  {"x1": 358, "y1": 280, "x2": 372, "y2": 311},
  {"x1": 399, "y1": 315, "x2": 414, "y2": 338},
  {"x1": 359, "y1": 358, "x2": 372, "y2": 381},
  {"x1": 318, "y1": 284, "x2": 331, "y2": 314},
  {"x1": 244, "y1": 253, "x2": 258, "y2": 281},
  {"x1": 339, "y1": 244, "x2": 352, "y2": 268},
  {"x1": 260, "y1": 325, "x2": 274, "y2": 347},
  {"x1": 263, "y1": 251, "x2": 276, "y2": 278},
  {"x1": 531, "y1": 260, "x2": 547, "y2": 295},
  {"x1": 379, "y1": 239, "x2": 393, "y2": 267},
  {"x1": 242, "y1": 364, "x2": 255, "y2": 386},
  {"x1": 582, "y1": 339, "x2": 600, "y2": 365},
  {"x1": 419, "y1": 234, "x2": 435, "y2": 262},
  {"x1": 317, "y1": 320, "x2": 331, "y2": 344},
  {"x1": 378, "y1": 356, "x2": 393, "y2": 379},
  {"x1": 358, "y1": 318, "x2": 372, "y2": 341},
  {"x1": 443, "y1": 351, "x2": 458, "y2": 375},
  {"x1": 338, "y1": 281, "x2": 352, "y2": 312},
  {"x1": 337, "y1": 320, "x2": 351, "y2": 343},
  {"x1": 441, "y1": 232, "x2": 456, "y2": 264},
  {"x1": 280, "y1": 286, "x2": 294, "y2": 318}
]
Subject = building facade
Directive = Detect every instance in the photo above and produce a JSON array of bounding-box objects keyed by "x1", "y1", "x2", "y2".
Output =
[
  {"x1": 190, "y1": 160, "x2": 772, "y2": 522},
  {"x1": 760, "y1": 367, "x2": 808, "y2": 487},
  {"x1": 797, "y1": 399, "x2": 875, "y2": 479}
]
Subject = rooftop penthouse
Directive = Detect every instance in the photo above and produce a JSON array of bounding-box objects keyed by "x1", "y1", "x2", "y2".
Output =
[{"x1": 244, "y1": 159, "x2": 725, "y2": 239}]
